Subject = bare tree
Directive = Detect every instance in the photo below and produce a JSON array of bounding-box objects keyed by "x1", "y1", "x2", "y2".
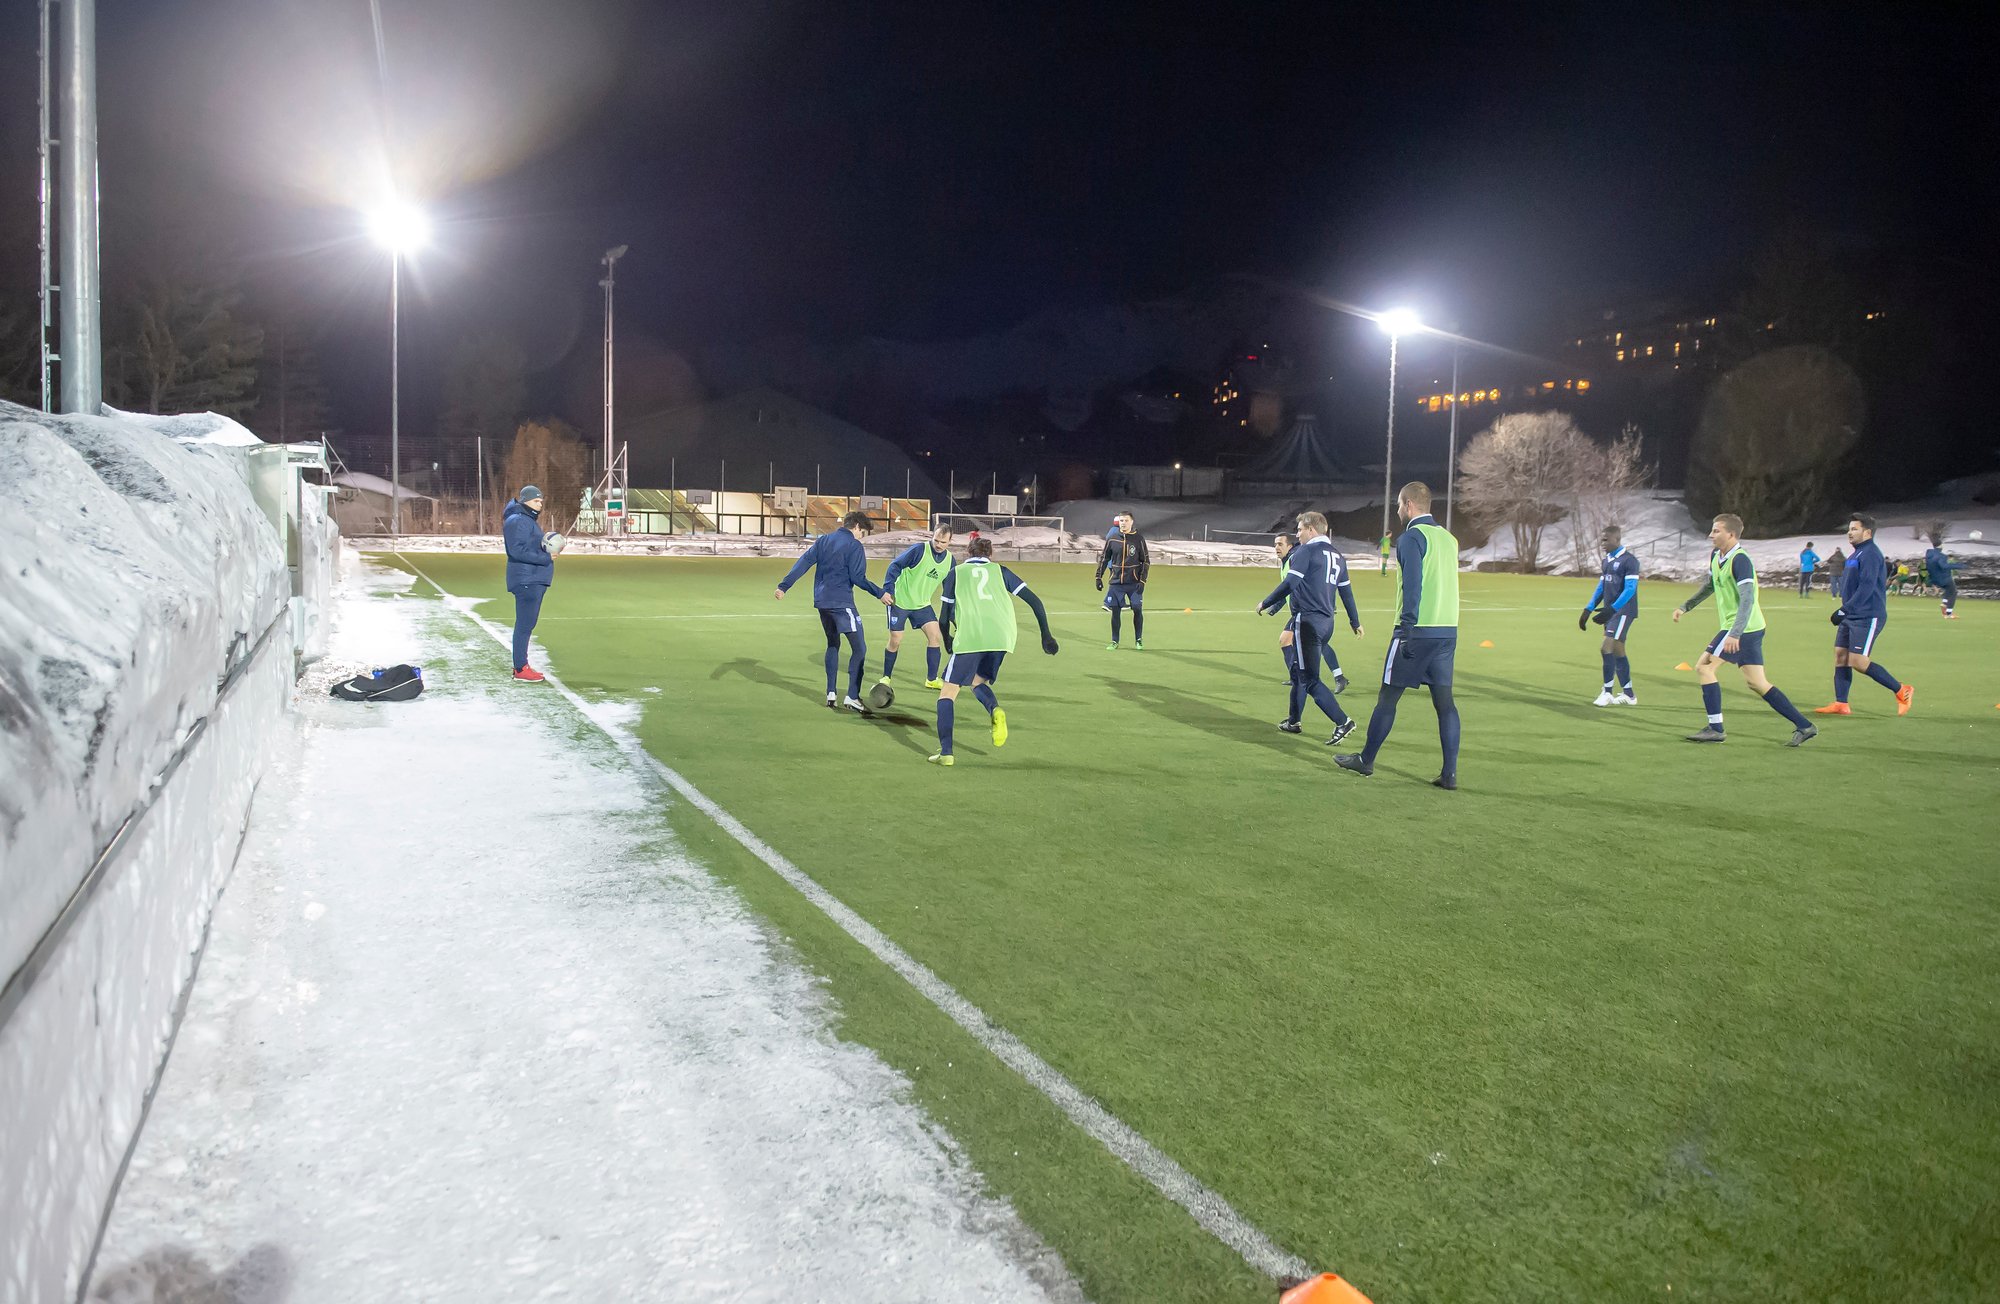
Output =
[
  {"x1": 1565, "y1": 423, "x2": 1657, "y2": 573},
  {"x1": 1456, "y1": 412, "x2": 1596, "y2": 571},
  {"x1": 500, "y1": 420, "x2": 590, "y2": 534}
]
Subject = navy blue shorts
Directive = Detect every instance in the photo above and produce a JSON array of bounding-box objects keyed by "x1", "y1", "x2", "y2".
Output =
[
  {"x1": 942, "y1": 649, "x2": 1005, "y2": 686},
  {"x1": 1382, "y1": 635, "x2": 1456, "y2": 688},
  {"x1": 1704, "y1": 628, "x2": 1766, "y2": 666},
  {"x1": 1834, "y1": 616, "x2": 1884, "y2": 656},
  {"x1": 1603, "y1": 610, "x2": 1636, "y2": 642},
  {"x1": 817, "y1": 607, "x2": 862, "y2": 644},
  {"x1": 887, "y1": 603, "x2": 939, "y2": 632},
  {"x1": 1103, "y1": 582, "x2": 1144, "y2": 610}
]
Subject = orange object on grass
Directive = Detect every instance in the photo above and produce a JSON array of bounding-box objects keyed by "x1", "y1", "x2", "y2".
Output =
[
  {"x1": 1478, "y1": 639, "x2": 1494, "y2": 647},
  {"x1": 1280, "y1": 1272, "x2": 1374, "y2": 1304},
  {"x1": 1674, "y1": 662, "x2": 1693, "y2": 671}
]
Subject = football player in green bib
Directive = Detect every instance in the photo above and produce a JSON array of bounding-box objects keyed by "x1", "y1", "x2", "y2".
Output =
[
  {"x1": 878, "y1": 523, "x2": 955, "y2": 690},
  {"x1": 929, "y1": 537, "x2": 1059, "y2": 765},
  {"x1": 1670, "y1": 512, "x2": 1817, "y2": 746}
]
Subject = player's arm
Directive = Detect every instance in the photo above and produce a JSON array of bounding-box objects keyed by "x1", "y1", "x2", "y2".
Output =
[
  {"x1": 881, "y1": 543, "x2": 920, "y2": 593},
  {"x1": 1580, "y1": 578, "x2": 1606, "y2": 628},
  {"x1": 1336, "y1": 570, "x2": 1361, "y2": 630},
  {"x1": 1002, "y1": 567, "x2": 1059, "y2": 653},
  {"x1": 775, "y1": 536, "x2": 820, "y2": 595},
  {"x1": 1395, "y1": 529, "x2": 1426, "y2": 632},
  {"x1": 936, "y1": 571, "x2": 957, "y2": 650},
  {"x1": 1133, "y1": 535, "x2": 1150, "y2": 585},
  {"x1": 1677, "y1": 573, "x2": 1714, "y2": 616},
  {"x1": 1094, "y1": 536, "x2": 1111, "y2": 588},
  {"x1": 1257, "y1": 567, "x2": 1297, "y2": 615},
  {"x1": 503, "y1": 512, "x2": 546, "y2": 564},
  {"x1": 1723, "y1": 553, "x2": 1757, "y2": 637},
  {"x1": 849, "y1": 542, "x2": 886, "y2": 600},
  {"x1": 1611, "y1": 559, "x2": 1639, "y2": 611}
]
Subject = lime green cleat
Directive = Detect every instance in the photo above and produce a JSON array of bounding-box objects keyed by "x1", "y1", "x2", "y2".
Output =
[
  {"x1": 1106, "y1": 642, "x2": 1119, "y2": 651},
  {"x1": 991, "y1": 707, "x2": 1008, "y2": 748},
  {"x1": 923, "y1": 678, "x2": 943, "y2": 689},
  {"x1": 1134, "y1": 640, "x2": 1144, "y2": 650},
  {"x1": 926, "y1": 752, "x2": 955, "y2": 767}
]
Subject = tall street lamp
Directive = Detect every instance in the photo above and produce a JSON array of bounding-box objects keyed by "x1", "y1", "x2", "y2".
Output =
[
  {"x1": 600, "y1": 244, "x2": 628, "y2": 537},
  {"x1": 367, "y1": 200, "x2": 430, "y2": 536},
  {"x1": 1376, "y1": 307, "x2": 1421, "y2": 545}
]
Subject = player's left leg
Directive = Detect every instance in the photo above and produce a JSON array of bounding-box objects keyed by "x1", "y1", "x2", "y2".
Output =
[
  {"x1": 1105, "y1": 589, "x2": 1123, "y2": 649},
  {"x1": 1604, "y1": 614, "x2": 1635, "y2": 702},
  {"x1": 1688, "y1": 644, "x2": 1727, "y2": 741},
  {"x1": 1320, "y1": 634, "x2": 1346, "y2": 691},
  {"x1": 1741, "y1": 657, "x2": 1815, "y2": 743},
  {"x1": 839, "y1": 610, "x2": 869, "y2": 708},
  {"x1": 931, "y1": 674, "x2": 962, "y2": 763},
  {"x1": 1429, "y1": 684, "x2": 1461, "y2": 789},
  {"x1": 919, "y1": 619, "x2": 945, "y2": 686},
  {"x1": 883, "y1": 616, "x2": 905, "y2": 682},
  {"x1": 818, "y1": 608, "x2": 842, "y2": 702},
  {"x1": 1296, "y1": 620, "x2": 1352, "y2": 737},
  {"x1": 1845, "y1": 622, "x2": 1911, "y2": 713},
  {"x1": 1129, "y1": 589, "x2": 1145, "y2": 649}
]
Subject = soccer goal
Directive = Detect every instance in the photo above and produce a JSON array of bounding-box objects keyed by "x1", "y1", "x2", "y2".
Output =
[{"x1": 933, "y1": 512, "x2": 1068, "y2": 537}]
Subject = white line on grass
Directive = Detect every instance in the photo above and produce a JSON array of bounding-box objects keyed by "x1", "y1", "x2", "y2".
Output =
[{"x1": 397, "y1": 555, "x2": 1312, "y2": 1284}]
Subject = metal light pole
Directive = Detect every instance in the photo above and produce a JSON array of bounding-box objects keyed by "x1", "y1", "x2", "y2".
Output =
[
  {"x1": 1376, "y1": 308, "x2": 1421, "y2": 543},
  {"x1": 56, "y1": 0, "x2": 102, "y2": 414},
  {"x1": 600, "y1": 244, "x2": 627, "y2": 536},
  {"x1": 1445, "y1": 345, "x2": 1461, "y2": 532},
  {"x1": 367, "y1": 201, "x2": 429, "y2": 538}
]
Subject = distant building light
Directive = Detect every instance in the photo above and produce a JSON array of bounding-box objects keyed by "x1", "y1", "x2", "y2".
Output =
[
  {"x1": 1645, "y1": 345, "x2": 1655, "y2": 356},
  {"x1": 1576, "y1": 378, "x2": 1591, "y2": 392},
  {"x1": 1614, "y1": 331, "x2": 1623, "y2": 345},
  {"x1": 1617, "y1": 348, "x2": 1626, "y2": 361},
  {"x1": 1542, "y1": 380, "x2": 1556, "y2": 389}
]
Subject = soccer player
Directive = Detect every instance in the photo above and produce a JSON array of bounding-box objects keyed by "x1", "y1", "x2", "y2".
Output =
[
  {"x1": 878, "y1": 522, "x2": 955, "y2": 690},
  {"x1": 1334, "y1": 483, "x2": 1462, "y2": 788},
  {"x1": 774, "y1": 510, "x2": 891, "y2": 711},
  {"x1": 1813, "y1": 513, "x2": 1914, "y2": 716},
  {"x1": 1096, "y1": 511, "x2": 1150, "y2": 648},
  {"x1": 929, "y1": 537, "x2": 1058, "y2": 765},
  {"x1": 1274, "y1": 532, "x2": 1350, "y2": 691},
  {"x1": 1925, "y1": 533, "x2": 1963, "y2": 618},
  {"x1": 1797, "y1": 541, "x2": 1819, "y2": 597},
  {"x1": 1377, "y1": 532, "x2": 1393, "y2": 576},
  {"x1": 1579, "y1": 525, "x2": 1640, "y2": 705},
  {"x1": 1259, "y1": 512, "x2": 1360, "y2": 745},
  {"x1": 1671, "y1": 513, "x2": 1817, "y2": 746}
]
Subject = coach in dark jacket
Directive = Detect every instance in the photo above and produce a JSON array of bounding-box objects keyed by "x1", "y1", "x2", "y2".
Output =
[{"x1": 503, "y1": 486, "x2": 555, "y2": 679}]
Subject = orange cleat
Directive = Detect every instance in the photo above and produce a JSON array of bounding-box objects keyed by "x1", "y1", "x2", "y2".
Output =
[
  {"x1": 1896, "y1": 683, "x2": 1914, "y2": 715},
  {"x1": 513, "y1": 666, "x2": 547, "y2": 682},
  {"x1": 1812, "y1": 702, "x2": 1851, "y2": 715}
]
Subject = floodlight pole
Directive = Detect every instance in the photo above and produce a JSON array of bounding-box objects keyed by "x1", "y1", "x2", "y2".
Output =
[
  {"x1": 1445, "y1": 345, "x2": 1461, "y2": 532},
  {"x1": 1380, "y1": 330, "x2": 1400, "y2": 545},
  {"x1": 56, "y1": 0, "x2": 102, "y2": 415},
  {"x1": 600, "y1": 244, "x2": 627, "y2": 537},
  {"x1": 390, "y1": 249, "x2": 402, "y2": 536}
]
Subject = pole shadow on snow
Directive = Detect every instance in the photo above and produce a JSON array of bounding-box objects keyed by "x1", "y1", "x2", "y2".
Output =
[{"x1": 91, "y1": 1242, "x2": 293, "y2": 1304}]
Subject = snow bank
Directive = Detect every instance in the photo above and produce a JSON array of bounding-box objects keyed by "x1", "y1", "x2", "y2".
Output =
[{"x1": 0, "y1": 401, "x2": 295, "y2": 1303}]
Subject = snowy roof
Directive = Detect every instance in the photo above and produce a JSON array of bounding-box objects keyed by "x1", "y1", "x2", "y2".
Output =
[
  {"x1": 102, "y1": 406, "x2": 266, "y2": 448},
  {"x1": 332, "y1": 471, "x2": 436, "y2": 501},
  {"x1": 620, "y1": 388, "x2": 943, "y2": 500}
]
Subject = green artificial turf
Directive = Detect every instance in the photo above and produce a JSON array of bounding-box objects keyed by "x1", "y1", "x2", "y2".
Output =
[{"x1": 387, "y1": 553, "x2": 2000, "y2": 1303}]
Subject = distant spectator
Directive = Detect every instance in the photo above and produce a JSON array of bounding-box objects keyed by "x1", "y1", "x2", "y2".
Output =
[
  {"x1": 1823, "y1": 546, "x2": 1844, "y2": 594},
  {"x1": 1797, "y1": 541, "x2": 1819, "y2": 597},
  {"x1": 1924, "y1": 534, "x2": 1963, "y2": 618},
  {"x1": 503, "y1": 486, "x2": 555, "y2": 681}
]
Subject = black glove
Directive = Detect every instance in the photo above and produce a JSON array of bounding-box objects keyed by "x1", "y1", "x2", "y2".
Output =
[
  {"x1": 1829, "y1": 608, "x2": 1843, "y2": 626},
  {"x1": 1578, "y1": 610, "x2": 1591, "y2": 631},
  {"x1": 1042, "y1": 635, "x2": 1059, "y2": 655},
  {"x1": 1591, "y1": 608, "x2": 1610, "y2": 626},
  {"x1": 1095, "y1": 575, "x2": 1105, "y2": 592}
]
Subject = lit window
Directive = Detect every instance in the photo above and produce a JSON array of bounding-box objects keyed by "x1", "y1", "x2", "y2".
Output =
[
  {"x1": 1459, "y1": 392, "x2": 1470, "y2": 403},
  {"x1": 1645, "y1": 345, "x2": 1654, "y2": 356},
  {"x1": 1563, "y1": 379, "x2": 1573, "y2": 389},
  {"x1": 1765, "y1": 322, "x2": 1775, "y2": 330},
  {"x1": 1542, "y1": 380, "x2": 1555, "y2": 389},
  {"x1": 1694, "y1": 339, "x2": 1701, "y2": 349},
  {"x1": 1674, "y1": 341, "x2": 1681, "y2": 356},
  {"x1": 1576, "y1": 379, "x2": 1591, "y2": 392},
  {"x1": 1616, "y1": 349, "x2": 1626, "y2": 361},
  {"x1": 1614, "y1": 331, "x2": 1623, "y2": 344},
  {"x1": 1427, "y1": 396, "x2": 1442, "y2": 412}
]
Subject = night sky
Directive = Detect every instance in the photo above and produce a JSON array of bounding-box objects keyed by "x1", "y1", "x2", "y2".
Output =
[{"x1": 4, "y1": 1, "x2": 1991, "y2": 466}]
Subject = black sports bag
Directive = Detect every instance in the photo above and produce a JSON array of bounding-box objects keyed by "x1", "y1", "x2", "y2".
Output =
[{"x1": 330, "y1": 663, "x2": 425, "y2": 701}]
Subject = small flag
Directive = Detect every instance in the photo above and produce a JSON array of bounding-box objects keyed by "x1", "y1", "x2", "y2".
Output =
[
  {"x1": 1675, "y1": 662, "x2": 1694, "y2": 671},
  {"x1": 1478, "y1": 639, "x2": 1494, "y2": 648}
]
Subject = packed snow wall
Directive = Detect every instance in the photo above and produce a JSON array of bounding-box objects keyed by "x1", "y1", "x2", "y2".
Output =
[{"x1": 0, "y1": 402, "x2": 308, "y2": 1302}]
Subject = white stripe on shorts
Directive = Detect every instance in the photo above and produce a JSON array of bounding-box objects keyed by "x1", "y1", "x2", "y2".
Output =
[{"x1": 1382, "y1": 637, "x2": 1401, "y2": 685}]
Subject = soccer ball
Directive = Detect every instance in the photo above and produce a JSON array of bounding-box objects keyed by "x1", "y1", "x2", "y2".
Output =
[
  {"x1": 866, "y1": 681, "x2": 895, "y2": 711},
  {"x1": 543, "y1": 531, "x2": 568, "y2": 554},
  {"x1": 1973, "y1": 530, "x2": 1985, "y2": 541}
]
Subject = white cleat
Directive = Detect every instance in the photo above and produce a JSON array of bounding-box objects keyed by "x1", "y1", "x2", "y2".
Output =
[
  {"x1": 1613, "y1": 693, "x2": 1636, "y2": 706},
  {"x1": 825, "y1": 692, "x2": 837, "y2": 707},
  {"x1": 842, "y1": 695, "x2": 868, "y2": 713},
  {"x1": 1593, "y1": 689, "x2": 1616, "y2": 707}
]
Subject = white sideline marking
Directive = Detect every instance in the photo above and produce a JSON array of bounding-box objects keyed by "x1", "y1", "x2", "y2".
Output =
[{"x1": 398, "y1": 556, "x2": 1312, "y2": 1283}]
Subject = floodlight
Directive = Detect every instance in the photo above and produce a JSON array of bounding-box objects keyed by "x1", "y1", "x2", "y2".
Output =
[
  {"x1": 367, "y1": 200, "x2": 431, "y2": 254},
  {"x1": 1377, "y1": 307, "x2": 1422, "y2": 337}
]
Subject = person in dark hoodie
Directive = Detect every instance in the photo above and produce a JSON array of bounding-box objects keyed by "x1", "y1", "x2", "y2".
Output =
[
  {"x1": 503, "y1": 486, "x2": 556, "y2": 681},
  {"x1": 775, "y1": 510, "x2": 890, "y2": 710}
]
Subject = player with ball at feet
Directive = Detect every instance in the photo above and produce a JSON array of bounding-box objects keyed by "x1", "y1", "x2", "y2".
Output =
[{"x1": 928, "y1": 538, "x2": 1058, "y2": 766}]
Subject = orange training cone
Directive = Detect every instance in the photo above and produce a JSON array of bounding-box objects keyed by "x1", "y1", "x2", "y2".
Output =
[
  {"x1": 1280, "y1": 1273, "x2": 1375, "y2": 1304},
  {"x1": 1675, "y1": 662, "x2": 1694, "y2": 671},
  {"x1": 1184, "y1": 607, "x2": 1194, "y2": 613},
  {"x1": 1478, "y1": 639, "x2": 1494, "y2": 648}
]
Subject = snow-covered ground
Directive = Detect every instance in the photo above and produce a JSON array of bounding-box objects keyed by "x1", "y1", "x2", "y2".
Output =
[{"x1": 90, "y1": 556, "x2": 1076, "y2": 1304}]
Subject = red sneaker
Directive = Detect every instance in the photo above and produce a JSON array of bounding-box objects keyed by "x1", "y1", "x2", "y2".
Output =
[
  {"x1": 1895, "y1": 683, "x2": 1913, "y2": 716},
  {"x1": 1811, "y1": 701, "x2": 1851, "y2": 715},
  {"x1": 513, "y1": 666, "x2": 546, "y2": 682}
]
